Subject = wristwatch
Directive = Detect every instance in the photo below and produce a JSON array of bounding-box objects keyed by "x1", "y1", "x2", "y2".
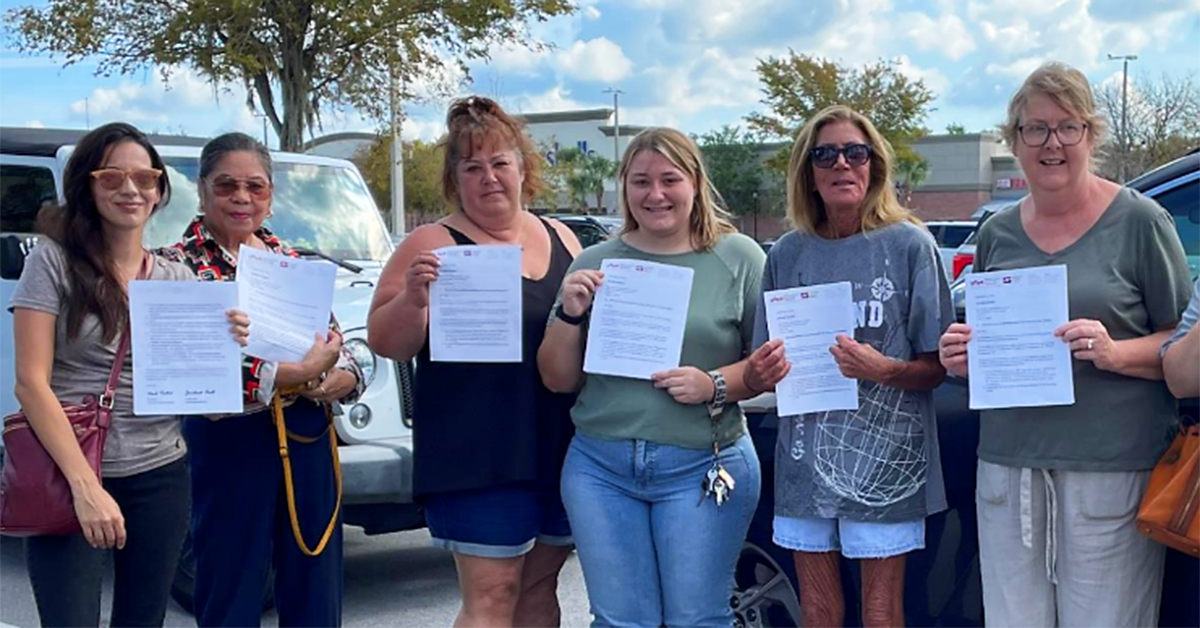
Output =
[
  {"x1": 555, "y1": 303, "x2": 588, "y2": 326},
  {"x1": 707, "y1": 370, "x2": 727, "y2": 418}
]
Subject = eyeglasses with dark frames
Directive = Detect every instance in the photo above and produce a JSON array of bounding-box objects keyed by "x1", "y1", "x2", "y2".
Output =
[
  {"x1": 810, "y1": 143, "x2": 872, "y2": 169},
  {"x1": 1017, "y1": 121, "x2": 1088, "y2": 147}
]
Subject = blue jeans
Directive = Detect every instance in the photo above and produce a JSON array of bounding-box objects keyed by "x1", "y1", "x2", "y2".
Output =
[{"x1": 561, "y1": 432, "x2": 760, "y2": 628}]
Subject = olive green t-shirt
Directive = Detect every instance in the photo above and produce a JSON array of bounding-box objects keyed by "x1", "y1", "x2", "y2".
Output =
[
  {"x1": 561, "y1": 233, "x2": 766, "y2": 449},
  {"x1": 975, "y1": 188, "x2": 1193, "y2": 471}
]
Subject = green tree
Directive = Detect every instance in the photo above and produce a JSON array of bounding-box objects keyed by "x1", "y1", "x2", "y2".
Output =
[
  {"x1": 696, "y1": 125, "x2": 764, "y2": 216},
  {"x1": 746, "y1": 52, "x2": 934, "y2": 174},
  {"x1": 945, "y1": 122, "x2": 967, "y2": 135},
  {"x1": 893, "y1": 157, "x2": 929, "y2": 206},
  {"x1": 354, "y1": 135, "x2": 446, "y2": 226},
  {"x1": 574, "y1": 154, "x2": 616, "y2": 212},
  {"x1": 535, "y1": 139, "x2": 577, "y2": 211},
  {"x1": 7, "y1": 0, "x2": 572, "y2": 151}
]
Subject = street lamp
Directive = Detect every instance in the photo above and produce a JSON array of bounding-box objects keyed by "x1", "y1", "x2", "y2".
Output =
[
  {"x1": 1107, "y1": 53, "x2": 1138, "y2": 183},
  {"x1": 252, "y1": 111, "x2": 270, "y2": 148},
  {"x1": 603, "y1": 88, "x2": 624, "y2": 214}
]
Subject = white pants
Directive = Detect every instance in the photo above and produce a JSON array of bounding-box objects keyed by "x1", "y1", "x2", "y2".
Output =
[{"x1": 976, "y1": 460, "x2": 1165, "y2": 627}]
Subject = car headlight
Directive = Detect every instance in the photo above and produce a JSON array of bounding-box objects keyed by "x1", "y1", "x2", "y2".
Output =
[{"x1": 344, "y1": 338, "x2": 377, "y2": 389}]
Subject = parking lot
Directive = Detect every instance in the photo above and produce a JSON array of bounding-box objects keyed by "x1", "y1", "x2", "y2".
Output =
[{"x1": 0, "y1": 527, "x2": 592, "y2": 627}]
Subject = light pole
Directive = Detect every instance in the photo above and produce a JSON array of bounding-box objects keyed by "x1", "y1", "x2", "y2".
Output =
[
  {"x1": 1107, "y1": 53, "x2": 1138, "y2": 183},
  {"x1": 252, "y1": 111, "x2": 270, "y2": 148},
  {"x1": 389, "y1": 73, "x2": 407, "y2": 236},
  {"x1": 603, "y1": 88, "x2": 624, "y2": 214}
]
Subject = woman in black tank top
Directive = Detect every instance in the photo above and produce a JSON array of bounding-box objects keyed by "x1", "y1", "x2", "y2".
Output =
[{"x1": 367, "y1": 96, "x2": 584, "y2": 628}]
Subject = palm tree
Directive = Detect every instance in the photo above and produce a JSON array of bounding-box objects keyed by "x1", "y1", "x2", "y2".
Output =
[{"x1": 894, "y1": 156, "x2": 929, "y2": 206}]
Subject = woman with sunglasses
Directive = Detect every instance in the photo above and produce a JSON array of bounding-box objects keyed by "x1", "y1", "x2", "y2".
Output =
[
  {"x1": 159, "y1": 132, "x2": 364, "y2": 627},
  {"x1": 11, "y1": 122, "x2": 247, "y2": 627},
  {"x1": 938, "y1": 63, "x2": 1191, "y2": 628},
  {"x1": 746, "y1": 105, "x2": 952, "y2": 627}
]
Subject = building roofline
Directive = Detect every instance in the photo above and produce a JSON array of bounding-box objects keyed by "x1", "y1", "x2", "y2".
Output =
[
  {"x1": 517, "y1": 108, "x2": 613, "y2": 124},
  {"x1": 599, "y1": 125, "x2": 649, "y2": 137},
  {"x1": 303, "y1": 131, "x2": 379, "y2": 152}
]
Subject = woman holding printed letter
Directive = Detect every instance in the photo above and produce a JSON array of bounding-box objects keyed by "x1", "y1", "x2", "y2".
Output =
[
  {"x1": 538, "y1": 127, "x2": 785, "y2": 627},
  {"x1": 368, "y1": 96, "x2": 583, "y2": 628},
  {"x1": 748, "y1": 105, "x2": 952, "y2": 627},
  {"x1": 9, "y1": 122, "x2": 246, "y2": 627},
  {"x1": 160, "y1": 132, "x2": 364, "y2": 627},
  {"x1": 937, "y1": 62, "x2": 1191, "y2": 627}
]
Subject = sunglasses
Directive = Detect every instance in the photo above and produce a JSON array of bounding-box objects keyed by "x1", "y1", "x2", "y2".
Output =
[
  {"x1": 208, "y1": 176, "x2": 272, "y2": 200},
  {"x1": 810, "y1": 144, "x2": 872, "y2": 169},
  {"x1": 90, "y1": 168, "x2": 163, "y2": 191}
]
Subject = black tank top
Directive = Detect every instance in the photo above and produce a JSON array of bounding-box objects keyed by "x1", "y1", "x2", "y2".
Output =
[{"x1": 413, "y1": 218, "x2": 577, "y2": 498}]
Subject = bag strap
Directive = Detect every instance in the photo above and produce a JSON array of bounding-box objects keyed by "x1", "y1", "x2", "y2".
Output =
[
  {"x1": 271, "y1": 388, "x2": 342, "y2": 557},
  {"x1": 99, "y1": 253, "x2": 153, "y2": 414}
]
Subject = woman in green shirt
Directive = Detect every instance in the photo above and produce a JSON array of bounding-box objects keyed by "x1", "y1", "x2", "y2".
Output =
[
  {"x1": 938, "y1": 62, "x2": 1192, "y2": 627},
  {"x1": 538, "y1": 127, "x2": 788, "y2": 627}
]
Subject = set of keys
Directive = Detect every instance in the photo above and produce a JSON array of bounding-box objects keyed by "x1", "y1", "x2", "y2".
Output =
[{"x1": 700, "y1": 463, "x2": 736, "y2": 506}]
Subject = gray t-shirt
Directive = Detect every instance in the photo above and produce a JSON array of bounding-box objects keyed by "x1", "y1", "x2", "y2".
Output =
[
  {"x1": 753, "y1": 221, "x2": 953, "y2": 522},
  {"x1": 975, "y1": 188, "x2": 1193, "y2": 471},
  {"x1": 10, "y1": 240, "x2": 195, "y2": 478}
]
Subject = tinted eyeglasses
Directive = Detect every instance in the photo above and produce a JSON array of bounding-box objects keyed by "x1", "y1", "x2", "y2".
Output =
[
  {"x1": 810, "y1": 143, "x2": 872, "y2": 169},
  {"x1": 90, "y1": 168, "x2": 163, "y2": 191},
  {"x1": 208, "y1": 176, "x2": 272, "y2": 200}
]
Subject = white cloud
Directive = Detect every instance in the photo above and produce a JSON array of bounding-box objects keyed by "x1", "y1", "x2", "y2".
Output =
[
  {"x1": 582, "y1": 5, "x2": 602, "y2": 19},
  {"x1": 902, "y1": 13, "x2": 976, "y2": 60},
  {"x1": 24, "y1": 120, "x2": 44, "y2": 128},
  {"x1": 894, "y1": 55, "x2": 951, "y2": 98},
  {"x1": 978, "y1": 20, "x2": 1039, "y2": 57},
  {"x1": 67, "y1": 67, "x2": 238, "y2": 129},
  {"x1": 554, "y1": 38, "x2": 633, "y2": 83},
  {"x1": 508, "y1": 85, "x2": 587, "y2": 114}
]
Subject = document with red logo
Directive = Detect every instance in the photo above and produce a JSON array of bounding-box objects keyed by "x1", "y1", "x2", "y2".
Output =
[
  {"x1": 584, "y1": 258, "x2": 693, "y2": 380},
  {"x1": 965, "y1": 265, "x2": 1073, "y2": 409},
  {"x1": 429, "y1": 245, "x2": 522, "y2": 363},
  {"x1": 765, "y1": 281, "x2": 858, "y2": 417},
  {"x1": 238, "y1": 244, "x2": 337, "y2": 364}
]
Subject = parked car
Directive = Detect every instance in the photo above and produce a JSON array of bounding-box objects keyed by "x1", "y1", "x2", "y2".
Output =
[
  {"x1": 544, "y1": 213, "x2": 616, "y2": 248},
  {"x1": 925, "y1": 220, "x2": 977, "y2": 276},
  {"x1": 0, "y1": 127, "x2": 421, "y2": 612}
]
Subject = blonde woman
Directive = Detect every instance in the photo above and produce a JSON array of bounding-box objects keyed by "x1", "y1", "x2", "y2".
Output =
[
  {"x1": 938, "y1": 62, "x2": 1191, "y2": 627},
  {"x1": 751, "y1": 105, "x2": 953, "y2": 627},
  {"x1": 538, "y1": 127, "x2": 786, "y2": 627}
]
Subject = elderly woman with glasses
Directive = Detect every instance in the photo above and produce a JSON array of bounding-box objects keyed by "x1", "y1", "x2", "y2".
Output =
[
  {"x1": 159, "y1": 132, "x2": 364, "y2": 627},
  {"x1": 938, "y1": 62, "x2": 1192, "y2": 627},
  {"x1": 746, "y1": 104, "x2": 953, "y2": 627}
]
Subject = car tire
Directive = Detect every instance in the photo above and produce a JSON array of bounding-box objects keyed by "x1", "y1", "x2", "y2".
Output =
[
  {"x1": 731, "y1": 542, "x2": 802, "y2": 628},
  {"x1": 171, "y1": 528, "x2": 275, "y2": 615}
]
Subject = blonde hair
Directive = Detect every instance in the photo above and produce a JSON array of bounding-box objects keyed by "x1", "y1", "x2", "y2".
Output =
[
  {"x1": 439, "y1": 96, "x2": 544, "y2": 207},
  {"x1": 618, "y1": 127, "x2": 736, "y2": 251},
  {"x1": 1000, "y1": 61, "x2": 1107, "y2": 150},
  {"x1": 786, "y1": 105, "x2": 918, "y2": 234}
]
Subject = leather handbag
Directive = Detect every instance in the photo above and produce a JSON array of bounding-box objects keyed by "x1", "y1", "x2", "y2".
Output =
[
  {"x1": 1136, "y1": 423, "x2": 1199, "y2": 557},
  {"x1": 0, "y1": 254, "x2": 148, "y2": 537}
]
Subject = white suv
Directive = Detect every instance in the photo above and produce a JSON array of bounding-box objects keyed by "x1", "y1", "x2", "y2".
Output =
[{"x1": 1, "y1": 127, "x2": 423, "y2": 607}]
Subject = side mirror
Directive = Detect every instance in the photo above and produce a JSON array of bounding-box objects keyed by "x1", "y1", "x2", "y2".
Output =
[
  {"x1": 0, "y1": 235, "x2": 36, "y2": 280},
  {"x1": 1188, "y1": 206, "x2": 1198, "y2": 224}
]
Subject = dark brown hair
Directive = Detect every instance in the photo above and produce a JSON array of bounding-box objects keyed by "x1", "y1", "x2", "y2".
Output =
[
  {"x1": 37, "y1": 122, "x2": 170, "y2": 342},
  {"x1": 439, "y1": 96, "x2": 543, "y2": 207}
]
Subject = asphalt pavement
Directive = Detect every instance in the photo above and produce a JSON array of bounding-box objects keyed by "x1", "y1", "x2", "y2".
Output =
[{"x1": 0, "y1": 527, "x2": 592, "y2": 627}]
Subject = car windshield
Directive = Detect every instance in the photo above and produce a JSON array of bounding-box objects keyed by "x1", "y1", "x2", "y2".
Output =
[{"x1": 144, "y1": 157, "x2": 392, "y2": 262}]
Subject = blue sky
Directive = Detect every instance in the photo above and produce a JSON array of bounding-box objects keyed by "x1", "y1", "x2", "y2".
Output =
[{"x1": 2, "y1": 0, "x2": 1198, "y2": 146}]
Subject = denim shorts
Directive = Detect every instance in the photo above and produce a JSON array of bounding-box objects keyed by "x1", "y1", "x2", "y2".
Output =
[
  {"x1": 423, "y1": 481, "x2": 573, "y2": 559},
  {"x1": 773, "y1": 515, "x2": 925, "y2": 559}
]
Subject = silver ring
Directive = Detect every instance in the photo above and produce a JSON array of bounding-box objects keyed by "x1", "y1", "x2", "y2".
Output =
[{"x1": 1086, "y1": 338, "x2": 1094, "y2": 351}]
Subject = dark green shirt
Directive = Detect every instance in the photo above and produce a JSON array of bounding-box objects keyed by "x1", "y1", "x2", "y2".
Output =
[
  {"x1": 975, "y1": 188, "x2": 1193, "y2": 471},
  {"x1": 561, "y1": 233, "x2": 765, "y2": 449}
]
